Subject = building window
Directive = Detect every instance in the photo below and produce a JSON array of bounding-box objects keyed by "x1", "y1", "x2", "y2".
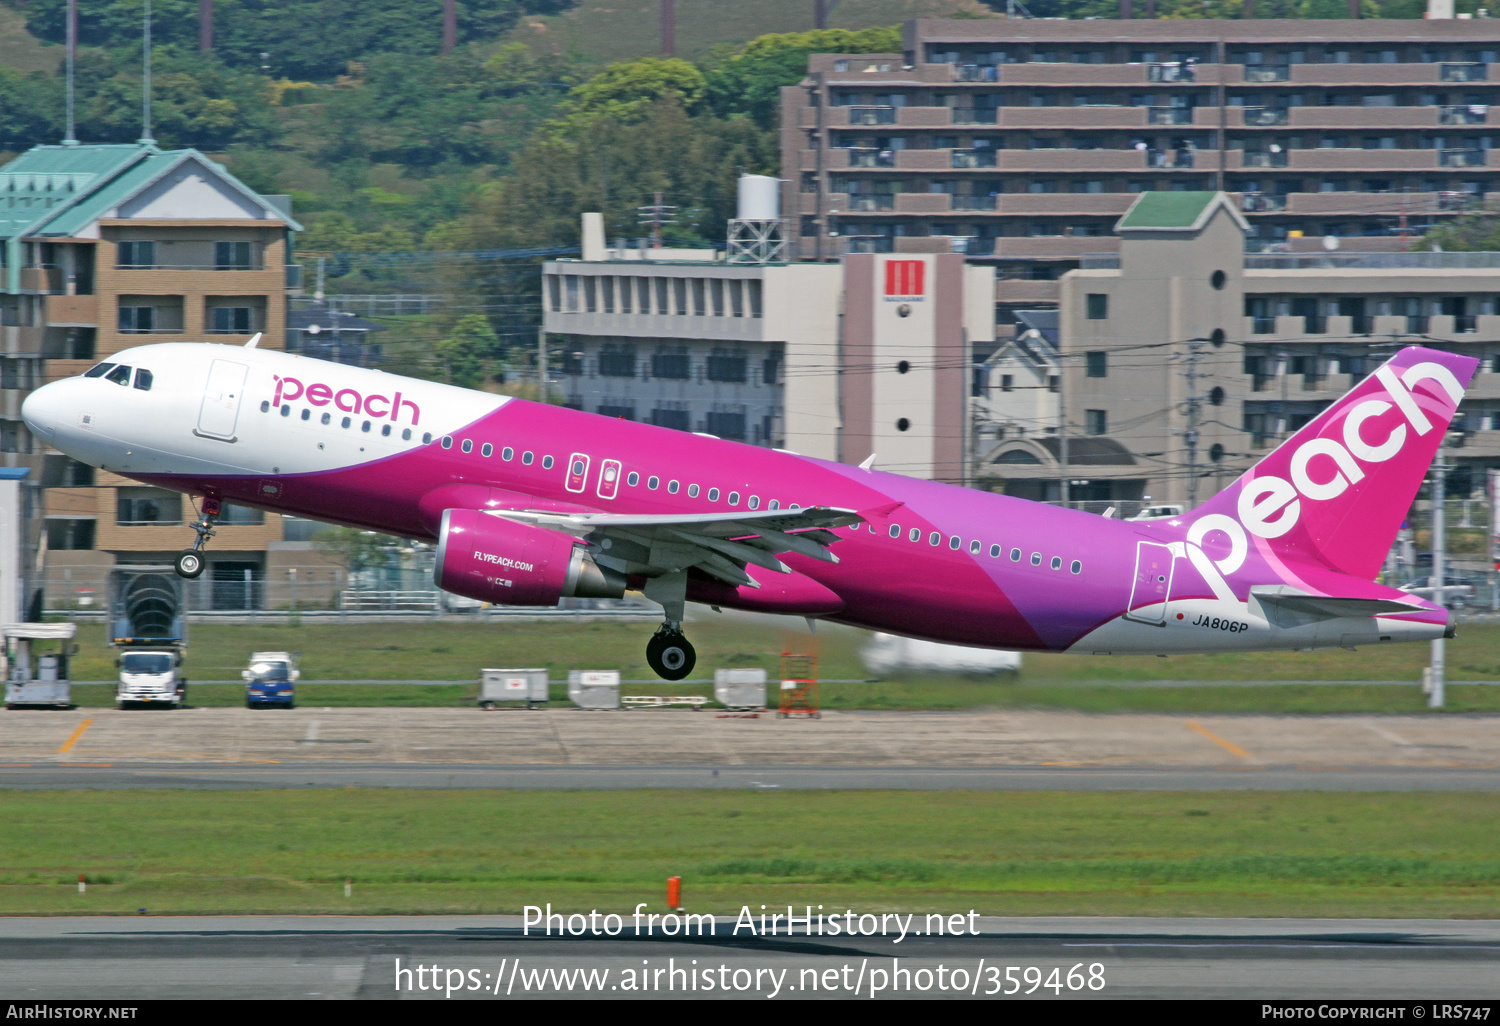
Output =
[
  {"x1": 597, "y1": 404, "x2": 635, "y2": 420},
  {"x1": 116, "y1": 241, "x2": 155, "y2": 268},
  {"x1": 1086, "y1": 351, "x2": 1107, "y2": 377},
  {"x1": 652, "y1": 347, "x2": 691, "y2": 380},
  {"x1": 116, "y1": 487, "x2": 181, "y2": 525},
  {"x1": 117, "y1": 306, "x2": 154, "y2": 333},
  {"x1": 1086, "y1": 294, "x2": 1108, "y2": 320},
  {"x1": 651, "y1": 407, "x2": 691, "y2": 431},
  {"x1": 705, "y1": 409, "x2": 747, "y2": 440},
  {"x1": 1000, "y1": 374, "x2": 1013, "y2": 392},
  {"x1": 706, "y1": 349, "x2": 748, "y2": 383},
  {"x1": 214, "y1": 241, "x2": 254, "y2": 270},
  {"x1": 1085, "y1": 409, "x2": 1108, "y2": 435},
  {"x1": 598, "y1": 344, "x2": 637, "y2": 378},
  {"x1": 210, "y1": 307, "x2": 254, "y2": 333}
]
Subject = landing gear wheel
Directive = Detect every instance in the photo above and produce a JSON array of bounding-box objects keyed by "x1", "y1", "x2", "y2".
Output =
[
  {"x1": 175, "y1": 550, "x2": 205, "y2": 579},
  {"x1": 646, "y1": 630, "x2": 696, "y2": 681}
]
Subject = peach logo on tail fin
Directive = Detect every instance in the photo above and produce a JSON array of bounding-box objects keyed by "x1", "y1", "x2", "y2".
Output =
[{"x1": 1235, "y1": 360, "x2": 1464, "y2": 541}]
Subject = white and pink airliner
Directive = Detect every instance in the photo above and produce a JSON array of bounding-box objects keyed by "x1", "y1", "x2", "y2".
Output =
[{"x1": 21, "y1": 338, "x2": 1471, "y2": 679}]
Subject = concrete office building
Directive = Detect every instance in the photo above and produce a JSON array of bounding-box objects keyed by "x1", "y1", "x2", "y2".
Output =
[
  {"x1": 542, "y1": 226, "x2": 994, "y2": 482},
  {"x1": 981, "y1": 190, "x2": 1500, "y2": 507},
  {"x1": 784, "y1": 16, "x2": 1499, "y2": 314}
]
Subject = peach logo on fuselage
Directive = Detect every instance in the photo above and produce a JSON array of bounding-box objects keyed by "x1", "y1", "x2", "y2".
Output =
[{"x1": 272, "y1": 375, "x2": 420, "y2": 425}]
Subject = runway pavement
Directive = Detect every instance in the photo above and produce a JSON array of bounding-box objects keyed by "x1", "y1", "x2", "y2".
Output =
[
  {"x1": 1, "y1": 915, "x2": 1496, "y2": 999},
  {"x1": 1, "y1": 707, "x2": 1497, "y2": 789}
]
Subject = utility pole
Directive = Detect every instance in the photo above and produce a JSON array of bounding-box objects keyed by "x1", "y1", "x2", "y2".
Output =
[
  {"x1": 442, "y1": 0, "x2": 456, "y2": 55},
  {"x1": 815, "y1": 0, "x2": 830, "y2": 29},
  {"x1": 637, "y1": 192, "x2": 677, "y2": 249},
  {"x1": 661, "y1": 0, "x2": 675, "y2": 56},
  {"x1": 537, "y1": 325, "x2": 548, "y2": 404},
  {"x1": 63, "y1": 0, "x2": 76, "y2": 144},
  {"x1": 1056, "y1": 352, "x2": 1069, "y2": 507},
  {"x1": 1184, "y1": 338, "x2": 1205, "y2": 508},
  {"x1": 1428, "y1": 452, "x2": 1447, "y2": 709},
  {"x1": 199, "y1": 0, "x2": 212, "y2": 52}
]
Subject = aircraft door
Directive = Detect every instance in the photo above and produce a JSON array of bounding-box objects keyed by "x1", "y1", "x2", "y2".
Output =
[
  {"x1": 565, "y1": 453, "x2": 590, "y2": 493},
  {"x1": 596, "y1": 459, "x2": 621, "y2": 501},
  {"x1": 195, "y1": 359, "x2": 249, "y2": 441},
  {"x1": 1124, "y1": 541, "x2": 1176, "y2": 625}
]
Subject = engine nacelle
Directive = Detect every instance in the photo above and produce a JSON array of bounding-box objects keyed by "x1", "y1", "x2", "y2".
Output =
[{"x1": 434, "y1": 508, "x2": 625, "y2": 606}]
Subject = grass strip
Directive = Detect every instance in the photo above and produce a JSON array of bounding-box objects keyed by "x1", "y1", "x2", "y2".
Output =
[{"x1": 0, "y1": 790, "x2": 1496, "y2": 918}]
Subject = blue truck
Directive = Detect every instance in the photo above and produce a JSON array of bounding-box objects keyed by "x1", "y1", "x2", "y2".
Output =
[{"x1": 243, "y1": 651, "x2": 298, "y2": 708}]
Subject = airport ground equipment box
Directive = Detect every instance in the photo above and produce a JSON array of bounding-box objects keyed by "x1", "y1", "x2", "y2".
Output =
[{"x1": 479, "y1": 668, "x2": 550, "y2": 709}]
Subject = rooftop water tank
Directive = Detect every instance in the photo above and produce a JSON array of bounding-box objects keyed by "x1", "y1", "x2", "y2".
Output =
[{"x1": 736, "y1": 175, "x2": 780, "y2": 221}]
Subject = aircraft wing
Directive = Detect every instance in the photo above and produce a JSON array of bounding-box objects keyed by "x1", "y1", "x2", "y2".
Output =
[{"x1": 486, "y1": 506, "x2": 863, "y2": 589}]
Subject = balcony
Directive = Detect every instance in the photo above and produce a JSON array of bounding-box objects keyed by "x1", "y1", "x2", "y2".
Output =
[
  {"x1": 1252, "y1": 316, "x2": 1276, "y2": 335},
  {"x1": 846, "y1": 105, "x2": 896, "y2": 126},
  {"x1": 1241, "y1": 106, "x2": 1290, "y2": 127},
  {"x1": 1244, "y1": 65, "x2": 1291, "y2": 83},
  {"x1": 951, "y1": 107, "x2": 997, "y2": 125},
  {"x1": 1241, "y1": 150, "x2": 1290, "y2": 168},
  {"x1": 1456, "y1": 314, "x2": 1478, "y2": 334},
  {"x1": 1148, "y1": 62, "x2": 1198, "y2": 83},
  {"x1": 952, "y1": 195, "x2": 997, "y2": 211},
  {"x1": 1440, "y1": 63, "x2": 1487, "y2": 83},
  {"x1": 1146, "y1": 148, "x2": 1195, "y2": 169},
  {"x1": 1146, "y1": 106, "x2": 1194, "y2": 126},
  {"x1": 956, "y1": 64, "x2": 1000, "y2": 82},
  {"x1": 115, "y1": 259, "x2": 266, "y2": 271},
  {"x1": 845, "y1": 147, "x2": 894, "y2": 168},
  {"x1": 1239, "y1": 193, "x2": 1286, "y2": 213},
  {"x1": 1301, "y1": 315, "x2": 1327, "y2": 335},
  {"x1": 951, "y1": 149, "x2": 997, "y2": 168},
  {"x1": 1406, "y1": 315, "x2": 1430, "y2": 334},
  {"x1": 1439, "y1": 104, "x2": 1489, "y2": 126},
  {"x1": 846, "y1": 195, "x2": 895, "y2": 212},
  {"x1": 1440, "y1": 148, "x2": 1486, "y2": 168},
  {"x1": 18, "y1": 268, "x2": 62, "y2": 293}
]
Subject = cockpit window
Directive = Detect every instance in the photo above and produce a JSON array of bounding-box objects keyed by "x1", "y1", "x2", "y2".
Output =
[
  {"x1": 104, "y1": 365, "x2": 132, "y2": 386},
  {"x1": 83, "y1": 363, "x2": 116, "y2": 378},
  {"x1": 133, "y1": 368, "x2": 153, "y2": 391}
]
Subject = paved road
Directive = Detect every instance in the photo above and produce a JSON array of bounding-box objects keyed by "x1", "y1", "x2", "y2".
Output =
[
  {"x1": 4, "y1": 761, "x2": 1500, "y2": 790},
  {"x1": 2, "y1": 707, "x2": 1497, "y2": 789},
  {"x1": 1, "y1": 916, "x2": 1495, "y2": 1000}
]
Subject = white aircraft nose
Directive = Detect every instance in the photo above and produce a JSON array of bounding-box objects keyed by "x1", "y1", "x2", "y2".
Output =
[{"x1": 21, "y1": 379, "x2": 71, "y2": 445}]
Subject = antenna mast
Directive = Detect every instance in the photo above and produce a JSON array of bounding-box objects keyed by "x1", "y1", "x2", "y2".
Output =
[
  {"x1": 140, "y1": 0, "x2": 155, "y2": 145},
  {"x1": 63, "y1": 0, "x2": 77, "y2": 144}
]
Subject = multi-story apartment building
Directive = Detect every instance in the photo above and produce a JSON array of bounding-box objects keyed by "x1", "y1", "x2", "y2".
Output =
[
  {"x1": 982, "y1": 189, "x2": 1500, "y2": 508},
  {"x1": 784, "y1": 17, "x2": 1499, "y2": 314},
  {"x1": 0, "y1": 141, "x2": 324, "y2": 607}
]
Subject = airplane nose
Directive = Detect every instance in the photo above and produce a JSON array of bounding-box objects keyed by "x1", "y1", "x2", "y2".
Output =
[{"x1": 21, "y1": 380, "x2": 69, "y2": 445}]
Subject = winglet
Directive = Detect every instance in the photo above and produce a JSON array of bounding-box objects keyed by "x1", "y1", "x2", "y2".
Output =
[
  {"x1": 858, "y1": 453, "x2": 876, "y2": 471},
  {"x1": 860, "y1": 500, "x2": 904, "y2": 519},
  {"x1": 244, "y1": 332, "x2": 263, "y2": 349}
]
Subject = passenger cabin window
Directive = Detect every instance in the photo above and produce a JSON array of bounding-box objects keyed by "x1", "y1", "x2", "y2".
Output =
[{"x1": 104, "y1": 365, "x2": 132, "y2": 386}]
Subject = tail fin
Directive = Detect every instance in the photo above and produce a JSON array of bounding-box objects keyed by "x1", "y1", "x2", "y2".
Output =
[{"x1": 1195, "y1": 346, "x2": 1477, "y2": 580}]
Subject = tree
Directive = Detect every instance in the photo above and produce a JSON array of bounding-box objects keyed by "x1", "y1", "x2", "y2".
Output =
[
  {"x1": 552, "y1": 57, "x2": 706, "y2": 131},
  {"x1": 436, "y1": 313, "x2": 499, "y2": 388},
  {"x1": 313, "y1": 526, "x2": 395, "y2": 578},
  {"x1": 703, "y1": 27, "x2": 902, "y2": 128},
  {"x1": 1423, "y1": 211, "x2": 1500, "y2": 253},
  {"x1": 0, "y1": 67, "x2": 61, "y2": 150}
]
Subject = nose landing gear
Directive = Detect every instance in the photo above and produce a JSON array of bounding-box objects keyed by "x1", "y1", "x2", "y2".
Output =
[{"x1": 174, "y1": 497, "x2": 220, "y2": 580}]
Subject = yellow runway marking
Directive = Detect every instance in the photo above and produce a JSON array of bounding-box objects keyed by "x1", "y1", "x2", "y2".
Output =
[
  {"x1": 56, "y1": 719, "x2": 93, "y2": 754},
  {"x1": 1186, "y1": 720, "x2": 1250, "y2": 759}
]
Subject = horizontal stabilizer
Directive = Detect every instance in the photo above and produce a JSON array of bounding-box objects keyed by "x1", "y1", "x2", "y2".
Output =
[{"x1": 1250, "y1": 585, "x2": 1418, "y2": 622}]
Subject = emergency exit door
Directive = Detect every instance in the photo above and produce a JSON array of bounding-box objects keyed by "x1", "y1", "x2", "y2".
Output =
[{"x1": 1124, "y1": 541, "x2": 1176, "y2": 625}]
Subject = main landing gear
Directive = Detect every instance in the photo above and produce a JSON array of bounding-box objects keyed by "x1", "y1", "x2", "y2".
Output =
[
  {"x1": 174, "y1": 497, "x2": 220, "y2": 579},
  {"x1": 642, "y1": 571, "x2": 696, "y2": 681},
  {"x1": 646, "y1": 623, "x2": 696, "y2": 681}
]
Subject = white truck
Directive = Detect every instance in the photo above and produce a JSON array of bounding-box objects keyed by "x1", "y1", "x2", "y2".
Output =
[{"x1": 109, "y1": 568, "x2": 188, "y2": 709}]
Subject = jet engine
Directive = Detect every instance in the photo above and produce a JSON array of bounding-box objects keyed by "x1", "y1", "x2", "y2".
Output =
[{"x1": 434, "y1": 508, "x2": 625, "y2": 606}]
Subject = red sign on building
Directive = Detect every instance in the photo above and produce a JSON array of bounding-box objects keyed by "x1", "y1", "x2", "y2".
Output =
[{"x1": 884, "y1": 259, "x2": 925, "y2": 300}]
